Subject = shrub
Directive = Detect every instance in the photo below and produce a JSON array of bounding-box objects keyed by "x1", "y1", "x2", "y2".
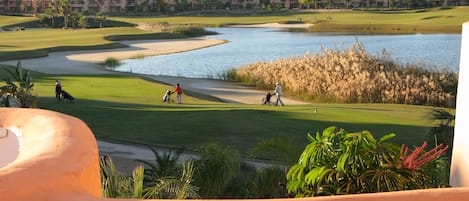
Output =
[
  {"x1": 104, "y1": 57, "x2": 121, "y2": 68},
  {"x1": 286, "y1": 126, "x2": 449, "y2": 197}
]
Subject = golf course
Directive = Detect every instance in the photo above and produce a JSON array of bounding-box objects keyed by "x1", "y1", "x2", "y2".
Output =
[{"x1": 1, "y1": 7, "x2": 465, "y2": 160}]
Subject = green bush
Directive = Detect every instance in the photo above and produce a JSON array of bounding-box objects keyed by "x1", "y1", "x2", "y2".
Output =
[
  {"x1": 286, "y1": 126, "x2": 450, "y2": 197},
  {"x1": 104, "y1": 57, "x2": 121, "y2": 68}
]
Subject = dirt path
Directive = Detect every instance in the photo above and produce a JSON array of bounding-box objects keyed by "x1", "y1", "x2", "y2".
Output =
[{"x1": 140, "y1": 75, "x2": 308, "y2": 105}]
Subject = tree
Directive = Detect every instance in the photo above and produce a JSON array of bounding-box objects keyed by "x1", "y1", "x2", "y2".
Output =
[
  {"x1": 299, "y1": 0, "x2": 316, "y2": 9},
  {"x1": 58, "y1": 0, "x2": 72, "y2": 28},
  {"x1": 78, "y1": 13, "x2": 88, "y2": 28},
  {"x1": 95, "y1": 12, "x2": 106, "y2": 28},
  {"x1": 44, "y1": 7, "x2": 56, "y2": 27},
  {"x1": 68, "y1": 12, "x2": 80, "y2": 29},
  {"x1": 286, "y1": 126, "x2": 449, "y2": 197}
]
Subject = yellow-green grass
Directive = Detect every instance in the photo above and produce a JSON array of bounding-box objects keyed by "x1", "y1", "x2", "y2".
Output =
[
  {"x1": 1, "y1": 66, "x2": 447, "y2": 158},
  {"x1": 109, "y1": 6, "x2": 469, "y2": 33},
  {"x1": 0, "y1": 27, "x2": 196, "y2": 61},
  {"x1": 0, "y1": 15, "x2": 37, "y2": 28}
]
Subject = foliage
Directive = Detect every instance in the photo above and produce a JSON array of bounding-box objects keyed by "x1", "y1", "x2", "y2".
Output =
[
  {"x1": 144, "y1": 160, "x2": 200, "y2": 199},
  {"x1": 193, "y1": 143, "x2": 240, "y2": 198},
  {"x1": 286, "y1": 126, "x2": 449, "y2": 197},
  {"x1": 428, "y1": 109, "x2": 454, "y2": 157},
  {"x1": 234, "y1": 41, "x2": 457, "y2": 107},
  {"x1": 57, "y1": 0, "x2": 72, "y2": 28},
  {"x1": 136, "y1": 148, "x2": 184, "y2": 181},
  {"x1": 104, "y1": 57, "x2": 121, "y2": 68},
  {"x1": 96, "y1": 12, "x2": 106, "y2": 28},
  {"x1": 249, "y1": 135, "x2": 300, "y2": 165},
  {"x1": 400, "y1": 141, "x2": 449, "y2": 171},
  {"x1": 100, "y1": 154, "x2": 199, "y2": 199},
  {"x1": 0, "y1": 61, "x2": 36, "y2": 107},
  {"x1": 100, "y1": 156, "x2": 145, "y2": 198}
]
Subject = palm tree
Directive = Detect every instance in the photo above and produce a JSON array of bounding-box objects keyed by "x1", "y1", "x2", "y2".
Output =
[
  {"x1": 100, "y1": 156, "x2": 145, "y2": 198},
  {"x1": 58, "y1": 0, "x2": 71, "y2": 28},
  {"x1": 144, "y1": 160, "x2": 200, "y2": 199},
  {"x1": 95, "y1": 12, "x2": 106, "y2": 28},
  {"x1": 134, "y1": 148, "x2": 199, "y2": 199},
  {"x1": 136, "y1": 148, "x2": 183, "y2": 181},
  {"x1": 44, "y1": 7, "x2": 56, "y2": 27}
]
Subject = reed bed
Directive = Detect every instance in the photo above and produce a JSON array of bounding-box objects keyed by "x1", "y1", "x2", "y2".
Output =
[{"x1": 233, "y1": 42, "x2": 458, "y2": 108}]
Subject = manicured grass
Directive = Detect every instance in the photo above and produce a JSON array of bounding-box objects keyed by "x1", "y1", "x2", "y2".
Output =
[
  {"x1": 109, "y1": 6, "x2": 469, "y2": 33},
  {"x1": 0, "y1": 15, "x2": 37, "y2": 28},
  {"x1": 3, "y1": 67, "x2": 443, "y2": 157}
]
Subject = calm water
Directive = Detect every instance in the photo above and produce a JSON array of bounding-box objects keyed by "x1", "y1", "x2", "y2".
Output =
[{"x1": 115, "y1": 27, "x2": 461, "y2": 78}]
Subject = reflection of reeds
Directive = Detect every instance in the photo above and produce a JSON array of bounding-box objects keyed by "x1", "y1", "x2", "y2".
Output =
[{"x1": 234, "y1": 42, "x2": 457, "y2": 107}]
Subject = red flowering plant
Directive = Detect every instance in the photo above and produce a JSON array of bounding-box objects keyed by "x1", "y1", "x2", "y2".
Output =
[{"x1": 400, "y1": 141, "x2": 450, "y2": 188}]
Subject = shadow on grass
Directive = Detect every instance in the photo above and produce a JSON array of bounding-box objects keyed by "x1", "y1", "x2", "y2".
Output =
[{"x1": 38, "y1": 97, "x2": 432, "y2": 158}]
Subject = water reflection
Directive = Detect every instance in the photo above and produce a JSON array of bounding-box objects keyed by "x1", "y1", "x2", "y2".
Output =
[{"x1": 115, "y1": 27, "x2": 461, "y2": 79}]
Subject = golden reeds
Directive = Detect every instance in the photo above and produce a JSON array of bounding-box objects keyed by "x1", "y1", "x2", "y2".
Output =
[{"x1": 234, "y1": 42, "x2": 457, "y2": 107}]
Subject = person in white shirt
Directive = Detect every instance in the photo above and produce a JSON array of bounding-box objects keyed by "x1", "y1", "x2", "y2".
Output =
[{"x1": 274, "y1": 82, "x2": 284, "y2": 106}]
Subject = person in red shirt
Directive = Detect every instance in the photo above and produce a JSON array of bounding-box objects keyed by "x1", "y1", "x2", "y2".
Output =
[{"x1": 174, "y1": 83, "x2": 183, "y2": 104}]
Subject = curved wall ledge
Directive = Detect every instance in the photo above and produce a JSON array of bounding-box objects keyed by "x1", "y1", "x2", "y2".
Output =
[{"x1": 0, "y1": 108, "x2": 101, "y2": 200}]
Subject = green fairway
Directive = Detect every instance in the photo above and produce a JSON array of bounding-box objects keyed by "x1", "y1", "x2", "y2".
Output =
[
  {"x1": 109, "y1": 7, "x2": 469, "y2": 32},
  {"x1": 0, "y1": 15, "x2": 37, "y2": 28},
  {"x1": 4, "y1": 68, "x2": 441, "y2": 157}
]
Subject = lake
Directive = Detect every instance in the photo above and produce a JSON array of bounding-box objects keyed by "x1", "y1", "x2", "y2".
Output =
[{"x1": 115, "y1": 27, "x2": 461, "y2": 79}]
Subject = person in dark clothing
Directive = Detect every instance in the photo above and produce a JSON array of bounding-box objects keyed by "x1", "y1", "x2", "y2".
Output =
[{"x1": 55, "y1": 80, "x2": 62, "y2": 101}]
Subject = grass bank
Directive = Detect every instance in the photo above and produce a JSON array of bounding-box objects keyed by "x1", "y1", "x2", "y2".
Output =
[
  {"x1": 0, "y1": 26, "x2": 215, "y2": 61},
  {"x1": 0, "y1": 66, "x2": 444, "y2": 158}
]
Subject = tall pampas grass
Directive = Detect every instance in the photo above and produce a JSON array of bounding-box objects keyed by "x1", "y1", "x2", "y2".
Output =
[{"x1": 233, "y1": 42, "x2": 457, "y2": 108}]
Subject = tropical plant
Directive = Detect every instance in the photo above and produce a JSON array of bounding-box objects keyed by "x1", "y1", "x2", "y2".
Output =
[
  {"x1": 134, "y1": 148, "x2": 199, "y2": 199},
  {"x1": 95, "y1": 12, "x2": 106, "y2": 28},
  {"x1": 44, "y1": 7, "x2": 56, "y2": 27},
  {"x1": 58, "y1": 0, "x2": 71, "y2": 28},
  {"x1": 78, "y1": 13, "x2": 88, "y2": 28},
  {"x1": 286, "y1": 126, "x2": 449, "y2": 197},
  {"x1": 100, "y1": 156, "x2": 145, "y2": 198},
  {"x1": 193, "y1": 143, "x2": 240, "y2": 198},
  {"x1": 136, "y1": 148, "x2": 183, "y2": 181},
  {"x1": 1, "y1": 61, "x2": 36, "y2": 108},
  {"x1": 144, "y1": 160, "x2": 200, "y2": 199}
]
